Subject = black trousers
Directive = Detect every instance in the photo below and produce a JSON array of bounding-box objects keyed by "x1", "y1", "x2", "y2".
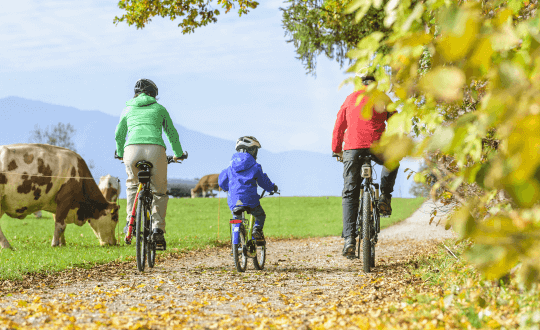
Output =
[
  {"x1": 232, "y1": 204, "x2": 266, "y2": 229},
  {"x1": 341, "y1": 149, "x2": 399, "y2": 239}
]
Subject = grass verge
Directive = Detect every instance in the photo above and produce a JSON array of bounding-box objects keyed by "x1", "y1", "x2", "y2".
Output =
[
  {"x1": 386, "y1": 240, "x2": 540, "y2": 329},
  {"x1": 0, "y1": 196, "x2": 425, "y2": 280}
]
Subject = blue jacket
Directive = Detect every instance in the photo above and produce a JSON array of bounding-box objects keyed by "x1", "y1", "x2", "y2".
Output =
[{"x1": 218, "y1": 152, "x2": 275, "y2": 211}]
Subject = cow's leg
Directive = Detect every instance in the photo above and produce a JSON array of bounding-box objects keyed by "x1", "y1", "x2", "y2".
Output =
[{"x1": 0, "y1": 210, "x2": 12, "y2": 249}]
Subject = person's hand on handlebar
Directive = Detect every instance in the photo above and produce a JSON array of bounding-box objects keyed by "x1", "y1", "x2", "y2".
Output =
[
  {"x1": 273, "y1": 184, "x2": 279, "y2": 193},
  {"x1": 172, "y1": 151, "x2": 188, "y2": 163},
  {"x1": 332, "y1": 151, "x2": 343, "y2": 162},
  {"x1": 114, "y1": 150, "x2": 123, "y2": 161}
]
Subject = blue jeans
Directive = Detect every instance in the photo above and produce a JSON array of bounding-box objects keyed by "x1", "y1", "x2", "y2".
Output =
[
  {"x1": 341, "y1": 149, "x2": 399, "y2": 239},
  {"x1": 231, "y1": 204, "x2": 266, "y2": 244}
]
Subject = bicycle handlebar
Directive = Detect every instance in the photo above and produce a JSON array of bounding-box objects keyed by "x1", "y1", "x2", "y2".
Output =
[{"x1": 260, "y1": 190, "x2": 279, "y2": 199}]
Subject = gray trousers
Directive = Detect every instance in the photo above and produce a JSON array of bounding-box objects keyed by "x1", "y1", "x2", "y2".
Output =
[{"x1": 124, "y1": 144, "x2": 168, "y2": 232}]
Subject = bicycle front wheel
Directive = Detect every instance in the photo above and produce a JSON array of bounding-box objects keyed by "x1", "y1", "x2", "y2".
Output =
[
  {"x1": 136, "y1": 196, "x2": 147, "y2": 272},
  {"x1": 362, "y1": 190, "x2": 372, "y2": 273},
  {"x1": 233, "y1": 225, "x2": 247, "y2": 272}
]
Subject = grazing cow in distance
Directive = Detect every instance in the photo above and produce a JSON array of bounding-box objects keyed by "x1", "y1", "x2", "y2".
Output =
[
  {"x1": 191, "y1": 174, "x2": 221, "y2": 198},
  {"x1": 0, "y1": 144, "x2": 120, "y2": 249},
  {"x1": 99, "y1": 174, "x2": 121, "y2": 202}
]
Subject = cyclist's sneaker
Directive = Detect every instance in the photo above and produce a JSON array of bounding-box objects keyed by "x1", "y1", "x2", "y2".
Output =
[
  {"x1": 123, "y1": 221, "x2": 129, "y2": 235},
  {"x1": 252, "y1": 228, "x2": 265, "y2": 242},
  {"x1": 378, "y1": 194, "x2": 392, "y2": 216},
  {"x1": 152, "y1": 228, "x2": 166, "y2": 251},
  {"x1": 342, "y1": 237, "x2": 356, "y2": 258}
]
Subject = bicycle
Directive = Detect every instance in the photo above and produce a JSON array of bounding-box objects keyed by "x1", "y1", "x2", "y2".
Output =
[
  {"x1": 229, "y1": 190, "x2": 277, "y2": 272},
  {"x1": 115, "y1": 150, "x2": 188, "y2": 272},
  {"x1": 333, "y1": 152, "x2": 382, "y2": 273}
]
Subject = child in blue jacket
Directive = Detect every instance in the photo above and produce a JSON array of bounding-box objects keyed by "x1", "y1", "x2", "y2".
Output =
[{"x1": 218, "y1": 136, "x2": 278, "y2": 242}]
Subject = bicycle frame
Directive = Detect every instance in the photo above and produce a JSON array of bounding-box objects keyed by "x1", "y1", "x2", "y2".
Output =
[
  {"x1": 229, "y1": 191, "x2": 270, "y2": 255},
  {"x1": 125, "y1": 181, "x2": 150, "y2": 244}
]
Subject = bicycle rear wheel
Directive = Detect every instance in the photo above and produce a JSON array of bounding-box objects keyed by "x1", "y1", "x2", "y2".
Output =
[
  {"x1": 362, "y1": 190, "x2": 372, "y2": 273},
  {"x1": 370, "y1": 206, "x2": 378, "y2": 268},
  {"x1": 253, "y1": 245, "x2": 266, "y2": 270},
  {"x1": 136, "y1": 195, "x2": 147, "y2": 272},
  {"x1": 147, "y1": 209, "x2": 156, "y2": 268},
  {"x1": 233, "y1": 225, "x2": 248, "y2": 272}
]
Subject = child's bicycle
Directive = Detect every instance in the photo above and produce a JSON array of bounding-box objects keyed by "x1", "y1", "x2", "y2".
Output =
[
  {"x1": 115, "y1": 150, "x2": 187, "y2": 272},
  {"x1": 229, "y1": 190, "x2": 276, "y2": 272},
  {"x1": 333, "y1": 152, "x2": 382, "y2": 273}
]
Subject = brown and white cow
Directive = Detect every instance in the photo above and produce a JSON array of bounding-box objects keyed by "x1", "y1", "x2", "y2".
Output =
[
  {"x1": 191, "y1": 173, "x2": 221, "y2": 198},
  {"x1": 0, "y1": 144, "x2": 120, "y2": 249},
  {"x1": 98, "y1": 174, "x2": 121, "y2": 202}
]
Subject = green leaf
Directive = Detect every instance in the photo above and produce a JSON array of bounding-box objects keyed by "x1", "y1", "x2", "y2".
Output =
[
  {"x1": 344, "y1": 0, "x2": 365, "y2": 14},
  {"x1": 428, "y1": 126, "x2": 455, "y2": 152},
  {"x1": 401, "y1": 2, "x2": 424, "y2": 32}
]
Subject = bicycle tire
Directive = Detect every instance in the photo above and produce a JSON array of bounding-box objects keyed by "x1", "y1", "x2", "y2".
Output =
[
  {"x1": 253, "y1": 245, "x2": 266, "y2": 270},
  {"x1": 136, "y1": 194, "x2": 147, "y2": 272},
  {"x1": 362, "y1": 190, "x2": 372, "y2": 273},
  {"x1": 357, "y1": 236, "x2": 361, "y2": 259},
  {"x1": 233, "y1": 225, "x2": 247, "y2": 272},
  {"x1": 370, "y1": 206, "x2": 377, "y2": 267},
  {"x1": 147, "y1": 208, "x2": 156, "y2": 268}
]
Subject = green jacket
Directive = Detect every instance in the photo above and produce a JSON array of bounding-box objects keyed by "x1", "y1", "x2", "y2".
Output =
[{"x1": 115, "y1": 93, "x2": 183, "y2": 158}]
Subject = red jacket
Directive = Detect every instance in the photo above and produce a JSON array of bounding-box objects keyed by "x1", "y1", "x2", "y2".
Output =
[{"x1": 332, "y1": 89, "x2": 395, "y2": 153}]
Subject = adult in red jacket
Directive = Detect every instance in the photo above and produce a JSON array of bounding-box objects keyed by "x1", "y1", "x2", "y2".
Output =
[{"x1": 332, "y1": 75, "x2": 399, "y2": 258}]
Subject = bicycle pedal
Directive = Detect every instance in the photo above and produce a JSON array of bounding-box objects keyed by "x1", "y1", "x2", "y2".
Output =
[{"x1": 155, "y1": 242, "x2": 166, "y2": 251}]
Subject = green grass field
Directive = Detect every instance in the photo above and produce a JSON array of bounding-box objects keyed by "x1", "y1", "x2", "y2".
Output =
[{"x1": 0, "y1": 196, "x2": 425, "y2": 280}]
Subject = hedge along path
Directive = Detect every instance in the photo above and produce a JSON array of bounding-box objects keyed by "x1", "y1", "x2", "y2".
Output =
[{"x1": 0, "y1": 200, "x2": 455, "y2": 329}]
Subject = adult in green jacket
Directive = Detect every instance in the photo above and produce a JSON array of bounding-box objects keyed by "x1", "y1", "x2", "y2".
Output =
[{"x1": 115, "y1": 78, "x2": 185, "y2": 250}]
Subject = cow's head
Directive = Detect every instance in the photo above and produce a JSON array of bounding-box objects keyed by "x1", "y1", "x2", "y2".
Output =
[
  {"x1": 191, "y1": 188, "x2": 196, "y2": 199},
  {"x1": 87, "y1": 202, "x2": 120, "y2": 246}
]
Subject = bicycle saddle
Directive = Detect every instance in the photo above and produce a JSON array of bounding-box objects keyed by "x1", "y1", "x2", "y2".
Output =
[
  {"x1": 136, "y1": 160, "x2": 153, "y2": 169},
  {"x1": 233, "y1": 206, "x2": 252, "y2": 214}
]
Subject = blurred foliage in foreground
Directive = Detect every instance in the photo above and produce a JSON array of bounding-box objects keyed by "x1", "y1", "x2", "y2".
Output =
[{"x1": 344, "y1": 0, "x2": 540, "y2": 287}]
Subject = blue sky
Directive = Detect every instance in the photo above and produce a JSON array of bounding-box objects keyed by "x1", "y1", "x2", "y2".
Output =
[{"x1": 1, "y1": 0, "x2": 361, "y2": 154}]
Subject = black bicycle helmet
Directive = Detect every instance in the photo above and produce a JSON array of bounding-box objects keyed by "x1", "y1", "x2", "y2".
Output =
[
  {"x1": 134, "y1": 78, "x2": 158, "y2": 97},
  {"x1": 235, "y1": 136, "x2": 261, "y2": 159},
  {"x1": 361, "y1": 75, "x2": 376, "y2": 85}
]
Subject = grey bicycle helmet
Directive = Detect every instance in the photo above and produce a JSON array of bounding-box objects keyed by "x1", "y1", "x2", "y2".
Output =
[
  {"x1": 236, "y1": 136, "x2": 261, "y2": 159},
  {"x1": 134, "y1": 78, "x2": 158, "y2": 97}
]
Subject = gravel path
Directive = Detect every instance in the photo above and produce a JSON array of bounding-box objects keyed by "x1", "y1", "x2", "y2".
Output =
[{"x1": 0, "y1": 200, "x2": 456, "y2": 329}]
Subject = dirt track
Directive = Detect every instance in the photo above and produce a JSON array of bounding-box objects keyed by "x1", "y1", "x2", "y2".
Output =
[{"x1": 0, "y1": 200, "x2": 455, "y2": 329}]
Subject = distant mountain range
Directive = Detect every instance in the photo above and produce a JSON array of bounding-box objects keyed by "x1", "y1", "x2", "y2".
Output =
[{"x1": 0, "y1": 96, "x2": 422, "y2": 198}]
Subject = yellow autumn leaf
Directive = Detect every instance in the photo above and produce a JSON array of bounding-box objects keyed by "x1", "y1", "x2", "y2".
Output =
[
  {"x1": 419, "y1": 66, "x2": 465, "y2": 102},
  {"x1": 468, "y1": 37, "x2": 493, "y2": 72},
  {"x1": 436, "y1": 8, "x2": 480, "y2": 62}
]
